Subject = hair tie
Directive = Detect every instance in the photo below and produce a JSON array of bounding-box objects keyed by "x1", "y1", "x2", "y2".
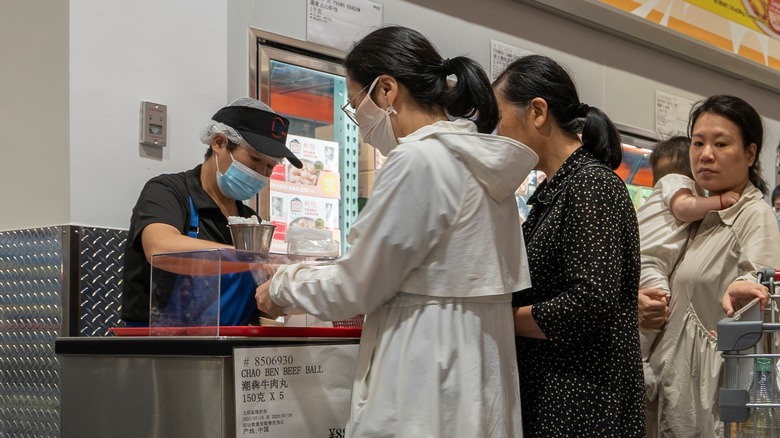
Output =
[
  {"x1": 576, "y1": 102, "x2": 589, "y2": 117},
  {"x1": 442, "y1": 58, "x2": 453, "y2": 75}
]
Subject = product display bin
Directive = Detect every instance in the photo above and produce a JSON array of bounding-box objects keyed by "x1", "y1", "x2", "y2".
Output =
[{"x1": 719, "y1": 268, "x2": 780, "y2": 437}]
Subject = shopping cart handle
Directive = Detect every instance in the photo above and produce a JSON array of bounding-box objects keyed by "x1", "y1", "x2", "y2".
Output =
[
  {"x1": 716, "y1": 318, "x2": 763, "y2": 351},
  {"x1": 758, "y1": 267, "x2": 780, "y2": 283}
]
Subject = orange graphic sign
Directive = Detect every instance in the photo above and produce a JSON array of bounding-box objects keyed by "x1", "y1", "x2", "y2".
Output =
[{"x1": 599, "y1": 0, "x2": 780, "y2": 72}]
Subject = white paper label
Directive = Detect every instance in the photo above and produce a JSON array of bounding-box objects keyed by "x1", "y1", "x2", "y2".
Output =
[
  {"x1": 655, "y1": 90, "x2": 695, "y2": 137},
  {"x1": 490, "y1": 39, "x2": 534, "y2": 81},
  {"x1": 306, "y1": 0, "x2": 383, "y2": 52},
  {"x1": 234, "y1": 344, "x2": 359, "y2": 437}
]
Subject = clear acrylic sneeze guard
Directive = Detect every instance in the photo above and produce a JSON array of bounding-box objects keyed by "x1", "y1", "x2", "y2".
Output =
[{"x1": 149, "y1": 249, "x2": 304, "y2": 336}]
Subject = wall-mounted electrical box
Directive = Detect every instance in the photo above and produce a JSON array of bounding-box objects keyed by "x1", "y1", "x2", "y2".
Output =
[{"x1": 139, "y1": 101, "x2": 167, "y2": 147}]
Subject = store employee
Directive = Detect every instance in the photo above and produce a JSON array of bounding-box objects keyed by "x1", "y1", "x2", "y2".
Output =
[{"x1": 121, "y1": 97, "x2": 302, "y2": 327}]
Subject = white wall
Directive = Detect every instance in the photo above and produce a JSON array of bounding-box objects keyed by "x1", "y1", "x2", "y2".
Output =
[
  {"x1": 68, "y1": 0, "x2": 228, "y2": 229},
  {"x1": 2, "y1": 0, "x2": 778, "y2": 231},
  {"x1": 0, "y1": 0, "x2": 70, "y2": 230}
]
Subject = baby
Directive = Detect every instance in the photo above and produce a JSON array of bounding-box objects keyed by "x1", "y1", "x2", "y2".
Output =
[{"x1": 636, "y1": 135, "x2": 739, "y2": 400}]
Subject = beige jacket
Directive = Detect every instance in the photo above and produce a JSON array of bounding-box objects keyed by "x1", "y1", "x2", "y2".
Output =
[{"x1": 647, "y1": 183, "x2": 780, "y2": 437}]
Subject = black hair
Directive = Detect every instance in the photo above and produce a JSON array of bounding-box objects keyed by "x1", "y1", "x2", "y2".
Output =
[
  {"x1": 649, "y1": 135, "x2": 692, "y2": 183},
  {"x1": 688, "y1": 95, "x2": 768, "y2": 195},
  {"x1": 772, "y1": 184, "x2": 780, "y2": 204},
  {"x1": 493, "y1": 54, "x2": 623, "y2": 169},
  {"x1": 344, "y1": 26, "x2": 498, "y2": 133},
  {"x1": 203, "y1": 139, "x2": 239, "y2": 160}
]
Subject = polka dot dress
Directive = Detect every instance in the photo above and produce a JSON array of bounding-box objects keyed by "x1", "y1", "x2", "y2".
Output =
[{"x1": 513, "y1": 148, "x2": 645, "y2": 437}]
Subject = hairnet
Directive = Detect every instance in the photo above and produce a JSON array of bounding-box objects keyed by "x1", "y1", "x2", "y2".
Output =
[{"x1": 199, "y1": 98, "x2": 275, "y2": 147}]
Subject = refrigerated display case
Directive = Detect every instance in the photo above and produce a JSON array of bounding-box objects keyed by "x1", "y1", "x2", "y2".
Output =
[
  {"x1": 249, "y1": 29, "x2": 359, "y2": 255},
  {"x1": 616, "y1": 124, "x2": 660, "y2": 209}
]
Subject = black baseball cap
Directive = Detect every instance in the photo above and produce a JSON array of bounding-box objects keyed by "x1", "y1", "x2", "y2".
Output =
[{"x1": 211, "y1": 105, "x2": 303, "y2": 169}]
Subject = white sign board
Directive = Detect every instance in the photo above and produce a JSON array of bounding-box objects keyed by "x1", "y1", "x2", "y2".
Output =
[
  {"x1": 490, "y1": 39, "x2": 534, "y2": 81},
  {"x1": 655, "y1": 90, "x2": 695, "y2": 137},
  {"x1": 234, "y1": 344, "x2": 359, "y2": 437},
  {"x1": 306, "y1": 0, "x2": 383, "y2": 53}
]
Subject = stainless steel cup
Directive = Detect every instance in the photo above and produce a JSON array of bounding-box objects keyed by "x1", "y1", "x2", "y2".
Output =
[{"x1": 228, "y1": 223, "x2": 276, "y2": 252}]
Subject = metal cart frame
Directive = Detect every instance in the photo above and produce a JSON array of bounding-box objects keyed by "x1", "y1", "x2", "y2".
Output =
[{"x1": 718, "y1": 268, "x2": 780, "y2": 437}]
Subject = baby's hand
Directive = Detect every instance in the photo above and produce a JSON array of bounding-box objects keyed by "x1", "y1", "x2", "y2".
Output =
[{"x1": 720, "y1": 191, "x2": 740, "y2": 208}]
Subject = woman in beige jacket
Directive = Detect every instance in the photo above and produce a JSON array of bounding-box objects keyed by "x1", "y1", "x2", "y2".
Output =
[{"x1": 640, "y1": 95, "x2": 780, "y2": 437}]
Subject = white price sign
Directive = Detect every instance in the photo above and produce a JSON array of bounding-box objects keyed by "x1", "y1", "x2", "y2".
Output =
[
  {"x1": 655, "y1": 90, "x2": 695, "y2": 137},
  {"x1": 306, "y1": 0, "x2": 383, "y2": 52},
  {"x1": 490, "y1": 39, "x2": 534, "y2": 81},
  {"x1": 234, "y1": 344, "x2": 359, "y2": 437}
]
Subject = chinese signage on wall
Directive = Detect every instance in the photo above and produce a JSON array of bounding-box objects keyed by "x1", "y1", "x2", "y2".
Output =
[{"x1": 306, "y1": 0, "x2": 383, "y2": 52}]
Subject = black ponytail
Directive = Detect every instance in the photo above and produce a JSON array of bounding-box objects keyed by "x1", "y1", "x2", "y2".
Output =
[
  {"x1": 440, "y1": 56, "x2": 499, "y2": 133},
  {"x1": 580, "y1": 106, "x2": 623, "y2": 169}
]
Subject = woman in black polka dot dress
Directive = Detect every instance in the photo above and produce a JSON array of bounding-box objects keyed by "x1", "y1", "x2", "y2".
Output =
[{"x1": 493, "y1": 55, "x2": 645, "y2": 437}]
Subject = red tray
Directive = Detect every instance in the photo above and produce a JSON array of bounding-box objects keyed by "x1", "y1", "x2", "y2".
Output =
[{"x1": 109, "y1": 326, "x2": 362, "y2": 338}]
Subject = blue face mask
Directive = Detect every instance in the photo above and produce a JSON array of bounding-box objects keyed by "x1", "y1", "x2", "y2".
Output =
[{"x1": 215, "y1": 152, "x2": 269, "y2": 201}]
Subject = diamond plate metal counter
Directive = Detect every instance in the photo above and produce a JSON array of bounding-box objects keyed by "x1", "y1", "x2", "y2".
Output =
[
  {"x1": 78, "y1": 227, "x2": 126, "y2": 337},
  {"x1": 0, "y1": 227, "x2": 62, "y2": 437},
  {"x1": 0, "y1": 226, "x2": 127, "y2": 437}
]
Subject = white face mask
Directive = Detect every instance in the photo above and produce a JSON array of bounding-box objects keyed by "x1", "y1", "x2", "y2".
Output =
[{"x1": 355, "y1": 77, "x2": 398, "y2": 156}]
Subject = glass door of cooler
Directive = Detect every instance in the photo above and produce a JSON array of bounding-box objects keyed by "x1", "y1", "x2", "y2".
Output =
[
  {"x1": 250, "y1": 29, "x2": 359, "y2": 255},
  {"x1": 616, "y1": 124, "x2": 661, "y2": 209}
]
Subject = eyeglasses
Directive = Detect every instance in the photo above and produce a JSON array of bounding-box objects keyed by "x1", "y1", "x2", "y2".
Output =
[
  {"x1": 340, "y1": 82, "x2": 373, "y2": 126},
  {"x1": 341, "y1": 101, "x2": 359, "y2": 126}
]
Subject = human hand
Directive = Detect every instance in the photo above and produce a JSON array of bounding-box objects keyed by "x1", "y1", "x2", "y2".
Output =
[
  {"x1": 255, "y1": 279, "x2": 287, "y2": 319},
  {"x1": 722, "y1": 280, "x2": 769, "y2": 317},
  {"x1": 253, "y1": 263, "x2": 281, "y2": 283},
  {"x1": 719, "y1": 191, "x2": 740, "y2": 209},
  {"x1": 638, "y1": 288, "x2": 670, "y2": 330}
]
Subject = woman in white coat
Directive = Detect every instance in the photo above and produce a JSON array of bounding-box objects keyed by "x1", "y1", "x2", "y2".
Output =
[{"x1": 255, "y1": 26, "x2": 538, "y2": 437}]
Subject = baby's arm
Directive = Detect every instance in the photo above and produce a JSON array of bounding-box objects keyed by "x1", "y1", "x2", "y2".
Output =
[{"x1": 670, "y1": 189, "x2": 740, "y2": 222}]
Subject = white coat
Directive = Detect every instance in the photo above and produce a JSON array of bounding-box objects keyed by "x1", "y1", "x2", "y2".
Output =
[{"x1": 271, "y1": 119, "x2": 538, "y2": 437}]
